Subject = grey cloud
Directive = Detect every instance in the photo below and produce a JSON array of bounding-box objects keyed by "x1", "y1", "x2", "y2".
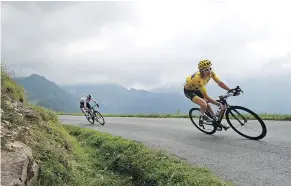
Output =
[
  {"x1": 2, "y1": 1, "x2": 138, "y2": 58},
  {"x1": 2, "y1": 1, "x2": 140, "y2": 84},
  {"x1": 259, "y1": 53, "x2": 291, "y2": 76},
  {"x1": 45, "y1": 57, "x2": 166, "y2": 86},
  {"x1": 2, "y1": 1, "x2": 291, "y2": 89},
  {"x1": 2, "y1": 1, "x2": 79, "y2": 12}
]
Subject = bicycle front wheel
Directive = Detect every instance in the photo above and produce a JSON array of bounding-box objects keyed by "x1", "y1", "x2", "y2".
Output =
[
  {"x1": 225, "y1": 106, "x2": 267, "y2": 140},
  {"x1": 94, "y1": 111, "x2": 105, "y2": 125}
]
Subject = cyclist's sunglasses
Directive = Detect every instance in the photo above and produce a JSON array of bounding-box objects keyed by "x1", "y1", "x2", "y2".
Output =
[{"x1": 201, "y1": 67, "x2": 212, "y2": 72}]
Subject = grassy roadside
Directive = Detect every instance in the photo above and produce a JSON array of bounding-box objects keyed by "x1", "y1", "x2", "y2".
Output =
[
  {"x1": 63, "y1": 124, "x2": 232, "y2": 186},
  {"x1": 1, "y1": 102, "x2": 134, "y2": 185},
  {"x1": 57, "y1": 112, "x2": 291, "y2": 121},
  {"x1": 1, "y1": 67, "x2": 232, "y2": 185}
]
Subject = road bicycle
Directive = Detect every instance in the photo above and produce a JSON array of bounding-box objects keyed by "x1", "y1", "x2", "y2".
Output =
[
  {"x1": 84, "y1": 104, "x2": 105, "y2": 125},
  {"x1": 189, "y1": 86, "x2": 267, "y2": 140}
]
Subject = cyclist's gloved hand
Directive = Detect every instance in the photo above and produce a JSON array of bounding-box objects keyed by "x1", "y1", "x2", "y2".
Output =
[
  {"x1": 232, "y1": 86, "x2": 242, "y2": 96},
  {"x1": 234, "y1": 92, "x2": 240, "y2": 96},
  {"x1": 233, "y1": 89, "x2": 240, "y2": 96}
]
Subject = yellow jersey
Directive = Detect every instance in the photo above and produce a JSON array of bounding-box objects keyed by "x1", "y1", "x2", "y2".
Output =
[{"x1": 184, "y1": 71, "x2": 221, "y2": 96}]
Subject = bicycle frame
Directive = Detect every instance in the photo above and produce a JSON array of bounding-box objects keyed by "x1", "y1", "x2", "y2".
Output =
[{"x1": 210, "y1": 86, "x2": 244, "y2": 125}]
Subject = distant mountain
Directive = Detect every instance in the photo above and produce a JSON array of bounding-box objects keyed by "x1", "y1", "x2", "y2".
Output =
[
  {"x1": 14, "y1": 74, "x2": 80, "y2": 113},
  {"x1": 60, "y1": 83, "x2": 193, "y2": 114},
  {"x1": 225, "y1": 76, "x2": 291, "y2": 114},
  {"x1": 14, "y1": 73, "x2": 291, "y2": 114}
]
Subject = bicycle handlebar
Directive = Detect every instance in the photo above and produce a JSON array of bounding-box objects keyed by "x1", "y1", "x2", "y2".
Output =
[
  {"x1": 220, "y1": 86, "x2": 244, "y2": 100},
  {"x1": 228, "y1": 86, "x2": 243, "y2": 95}
]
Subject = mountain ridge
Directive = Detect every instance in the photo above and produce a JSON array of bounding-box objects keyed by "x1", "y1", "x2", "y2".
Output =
[
  {"x1": 13, "y1": 73, "x2": 291, "y2": 114},
  {"x1": 13, "y1": 74, "x2": 80, "y2": 113}
]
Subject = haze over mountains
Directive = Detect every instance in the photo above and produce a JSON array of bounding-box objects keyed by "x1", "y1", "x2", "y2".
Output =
[{"x1": 14, "y1": 74, "x2": 291, "y2": 114}]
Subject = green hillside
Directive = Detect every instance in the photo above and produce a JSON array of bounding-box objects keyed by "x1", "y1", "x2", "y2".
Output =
[{"x1": 14, "y1": 74, "x2": 80, "y2": 113}]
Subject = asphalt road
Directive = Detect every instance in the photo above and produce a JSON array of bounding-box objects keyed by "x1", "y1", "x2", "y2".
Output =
[{"x1": 59, "y1": 115, "x2": 291, "y2": 186}]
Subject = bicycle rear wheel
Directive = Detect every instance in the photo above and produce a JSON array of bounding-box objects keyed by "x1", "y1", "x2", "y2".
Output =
[
  {"x1": 94, "y1": 111, "x2": 105, "y2": 125},
  {"x1": 225, "y1": 106, "x2": 267, "y2": 140},
  {"x1": 189, "y1": 108, "x2": 216, "y2": 135},
  {"x1": 85, "y1": 111, "x2": 94, "y2": 124}
]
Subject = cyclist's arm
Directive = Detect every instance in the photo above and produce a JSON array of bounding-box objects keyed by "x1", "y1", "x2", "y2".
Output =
[
  {"x1": 91, "y1": 97, "x2": 99, "y2": 106},
  {"x1": 200, "y1": 86, "x2": 220, "y2": 107},
  {"x1": 218, "y1": 82, "x2": 231, "y2": 91},
  {"x1": 211, "y1": 72, "x2": 231, "y2": 91},
  {"x1": 91, "y1": 97, "x2": 97, "y2": 104}
]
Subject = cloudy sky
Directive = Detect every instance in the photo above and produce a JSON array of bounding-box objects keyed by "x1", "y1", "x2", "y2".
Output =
[{"x1": 2, "y1": 0, "x2": 291, "y2": 90}]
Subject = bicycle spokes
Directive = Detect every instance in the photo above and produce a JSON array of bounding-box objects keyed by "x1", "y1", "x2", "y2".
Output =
[
  {"x1": 229, "y1": 110, "x2": 246, "y2": 126},
  {"x1": 226, "y1": 106, "x2": 267, "y2": 140},
  {"x1": 189, "y1": 108, "x2": 217, "y2": 134},
  {"x1": 232, "y1": 109, "x2": 247, "y2": 123}
]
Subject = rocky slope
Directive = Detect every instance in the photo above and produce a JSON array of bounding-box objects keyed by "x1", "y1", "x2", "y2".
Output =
[{"x1": 1, "y1": 70, "x2": 41, "y2": 186}]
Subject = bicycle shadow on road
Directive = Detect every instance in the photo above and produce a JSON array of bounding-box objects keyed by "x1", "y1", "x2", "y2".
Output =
[{"x1": 185, "y1": 132, "x2": 270, "y2": 147}]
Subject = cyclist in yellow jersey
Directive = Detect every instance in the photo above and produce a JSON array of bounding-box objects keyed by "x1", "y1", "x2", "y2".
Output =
[{"x1": 184, "y1": 60, "x2": 231, "y2": 129}]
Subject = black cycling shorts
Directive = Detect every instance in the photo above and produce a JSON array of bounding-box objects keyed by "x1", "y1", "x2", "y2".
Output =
[
  {"x1": 184, "y1": 88, "x2": 204, "y2": 101},
  {"x1": 80, "y1": 101, "x2": 91, "y2": 109}
]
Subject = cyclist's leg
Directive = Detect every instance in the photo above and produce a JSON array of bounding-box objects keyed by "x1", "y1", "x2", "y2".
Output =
[
  {"x1": 204, "y1": 97, "x2": 228, "y2": 129},
  {"x1": 80, "y1": 101, "x2": 86, "y2": 114},
  {"x1": 86, "y1": 102, "x2": 92, "y2": 113},
  {"x1": 195, "y1": 91, "x2": 216, "y2": 118},
  {"x1": 205, "y1": 100, "x2": 215, "y2": 116},
  {"x1": 193, "y1": 96, "x2": 207, "y2": 113},
  {"x1": 184, "y1": 88, "x2": 212, "y2": 122}
]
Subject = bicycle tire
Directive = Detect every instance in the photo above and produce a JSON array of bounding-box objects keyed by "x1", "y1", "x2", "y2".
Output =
[
  {"x1": 225, "y1": 106, "x2": 267, "y2": 140},
  {"x1": 94, "y1": 111, "x2": 105, "y2": 125},
  {"x1": 86, "y1": 114, "x2": 94, "y2": 124},
  {"x1": 189, "y1": 108, "x2": 217, "y2": 135},
  {"x1": 85, "y1": 110, "x2": 94, "y2": 124}
]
